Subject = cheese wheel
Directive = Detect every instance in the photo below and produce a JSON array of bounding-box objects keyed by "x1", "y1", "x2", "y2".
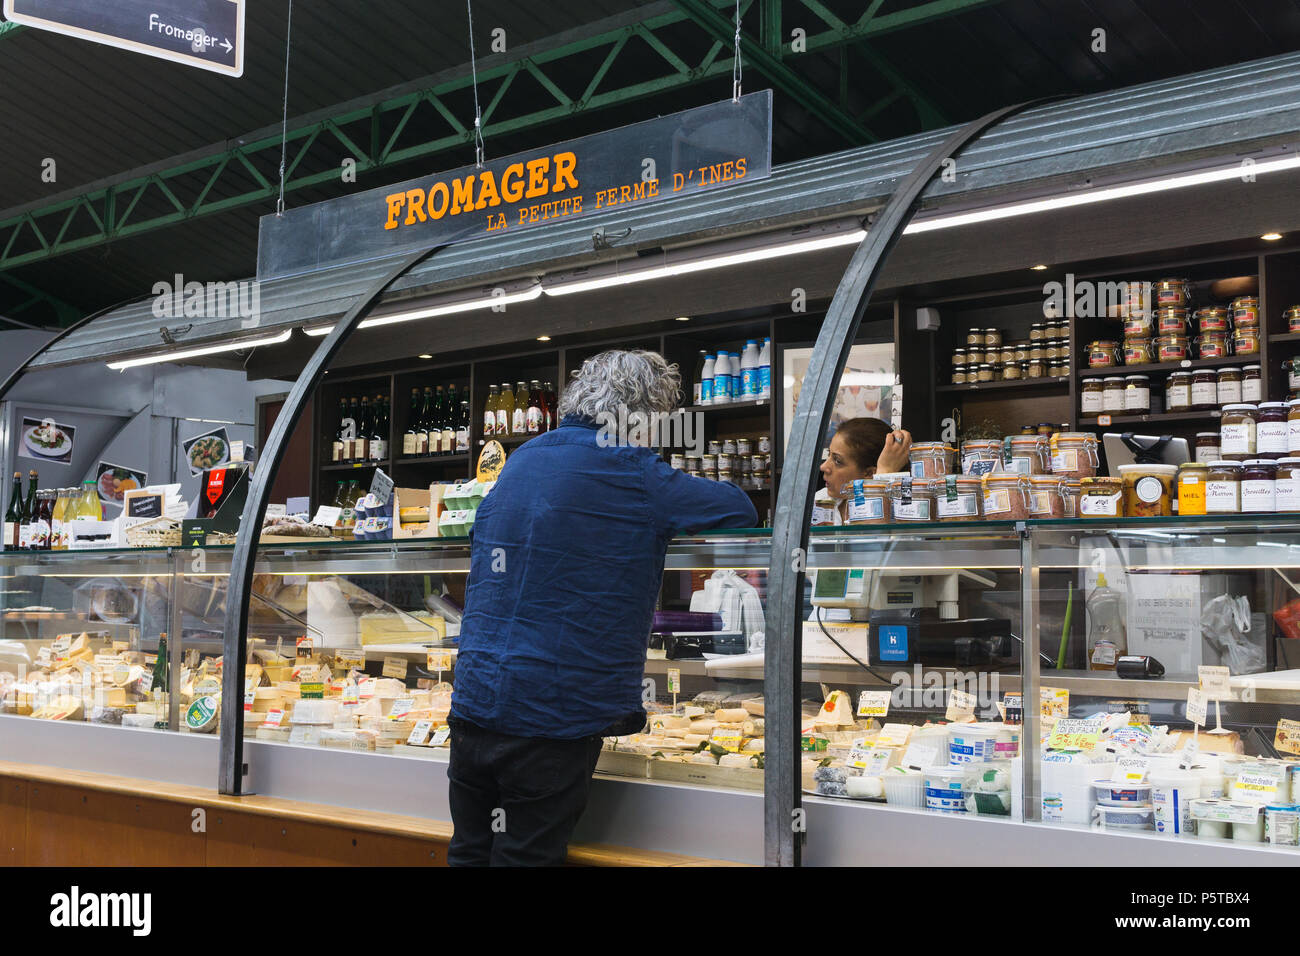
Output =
[
  {"x1": 688, "y1": 719, "x2": 718, "y2": 735},
  {"x1": 742, "y1": 719, "x2": 764, "y2": 737},
  {"x1": 719, "y1": 753, "x2": 757, "y2": 769},
  {"x1": 742, "y1": 737, "x2": 765, "y2": 752},
  {"x1": 683, "y1": 733, "x2": 709, "y2": 747},
  {"x1": 713, "y1": 708, "x2": 749, "y2": 724},
  {"x1": 663, "y1": 726, "x2": 689, "y2": 738},
  {"x1": 650, "y1": 714, "x2": 691, "y2": 731}
]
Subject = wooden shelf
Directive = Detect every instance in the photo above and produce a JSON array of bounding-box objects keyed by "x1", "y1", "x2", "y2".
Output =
[
  {"x1": 1074, "y1": 356, "x2": 1257, "y2": 378},
  {"x1": 320, "y1": 461, "x2": 388, "y2": 472},
  {"x1": 1078, "y1": 410, "x2": 1221, "y2": 427},
  {"x1": 677, "y1": 399, "x2": 771, "y2": 416},
  {"x1": 393, "y1": 454, "x2": 470, "y2": 466},
  {"x1": 1269, "y1": 332, "x2": 1300, "y2": 344},
  {"x1": 479, "y1": 433, "x2": 539, "y2": 447},
  {"x1": 936, "y1": 378, "x2": 1069, "y2": 395}
]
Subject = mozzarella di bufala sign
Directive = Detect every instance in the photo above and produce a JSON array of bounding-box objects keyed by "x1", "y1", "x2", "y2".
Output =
[
  {"x1": 4, "y1": 0, "x2": 243, "y2": 76},
  {"x1": 257, "y1": 91, "x2": 772, "y2": 281}
]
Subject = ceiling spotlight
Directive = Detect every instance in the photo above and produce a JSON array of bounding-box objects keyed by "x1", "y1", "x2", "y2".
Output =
[
  {"x1": 1030, "y1": 264, "x2": 1049, "y2": 271},
  {"x1": 1261, "y1": 232, "x2": 1283, "y2": 241},
  {"x1": 418, "y1": 353, "x2": 433, "y2": 359},
  {"x1": 675, "y1": 316, "x2": 690, "y2": 321},
  {"x1": 537, "y1": 335, "x2": 551, "y2": 342}
]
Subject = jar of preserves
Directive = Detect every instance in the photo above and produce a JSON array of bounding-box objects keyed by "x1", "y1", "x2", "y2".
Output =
[
  {"x1": 1191, "y1": 370, "x2": 1218, "y2": 410},
  {"x1": 951, "y1": 347, "x2": 968, "y2": 367},
  {"x1": 1195, "y1": 307, "x2": 1231, "y2": 334},
  {"x1": 1242, "y1": 365, "x2": 1263, "y2": 403},
  {"x1": 1155, "y1": 333, "x2": 1191, "y2": 363},
  {"x1": 812, "y1": 490, "x2": 837, "y2": 525},
  {"x1": 1028, "y1": 343, "x2": 1045, "y2": 362},
  {"x1": 1155, "y1": 308, "x2": 1189, "y2": 335},
  {"x1": 1013, "y1": 342, "x2": 1030, "y2": 362},
  {"x1": 999, "y1": 346, "x2": 1016, "y2": 364},
  {"x1": 1124, "y1": 280, "x2": 1151, "y2": 315},
  {"x1": 967, "y1": 328, "x2": 984, "y2": 346},
  {"x1": 1276, "y1": 458, "x2": 1300, "y2": 512},
  {"x1": 1233, "y1": 329, "x2": 1260, "y2": 356},
  {"x1": 960, "y1": 439, "x2": 1002, "y2": 476},
  {"x1": 1088, "y1": 340, "x2": 1121, "y2": 368},
  {"x1": 1062, "y1": 478, "x2": 1082, "y2": 517},
  {"x1": 1232, "y1": 296, "x2": 1260, "y2": 329},
  {"x1": 1081, "y1": 377, "x2": 1105, "y2": 414},
  {"x1": 1102, "y1": 376, "x2": 1126, "y2": 412},
  {"x1": 984, "y1": 328, "x2": 1003, "y2": 347},
  {"x1": 1078, "y1": 476, "x2": 1124, "y2": 518},
  {"x1": 1123, "y1": 375, "x2": 1151, "y2": 413},
  {"x1": 972, "y1": 363, "x2": 993, "y2": 382},
  {"x1": 1285, "y1": 358, "x2": 1300, "y2": 393},
  {"x1": 981, "y1": 473, "x2": 1031, "y2": 520},
  {"x1": 1241, "y1": 459, "x2": 1277, "y2": 513},
  {"x1": 1217, "y1": 366, "x2": 1242, "y2": 405},
  {"x1": 1177, "y1": 462, "x2": 1209, "y2": 516},
  {"x1": 909, "y1": 442, "x2": 956, "y2": 479},
  {"x1": 1029, "y1": 323, "x2": 1047, "y2": 341},
  {"x1": 1026, "y1": 359, "x2": 1046, "y2": 379},
  {"x1": 1123, "y1": 314, "x2": 1153, "y2": 338},
  {"x1": 707, "y1": 440, "x2": 723, "y2": 456},
  {"x1": 1057, "y1": 338, "x2": 1070, "y2": 359},
  {"x1": 1049, "y1": 360, "x2": 1070, "y2": 378},
  {"x1": 702, "y1": 453, "x2": 718, "y2": 471},
  {"x1": 844, "y1": 478, "x2": 891, "y2": 525},
  {"x1": 934, "y1": 475, "x2": 983, "y2": 522},
  {"x1": 1006, "y1": 435, "x2": 1050, "y2": 475},
  {"x1": 1153, "y1": 277, "x2": 1190, "y2": 309},
  {"x1": 717, "y1": 452, "x2": 734, "y2": 472},
  {"x1": 1166, "y1": 371, "x2": 1193, "y2": 411},
  {"x1": 1258, "y1": 402, "x2": 1290, "y2": 459},
  {"x1": 1020, "y1": 424, "x2": 1038, "y2": 435},
  {"x1": 736, "y1": 438, "x2": 753, "y2": 455},
  {"x1": 1050, "y1": 433, "x2": 1099, "y2": 479},
  {"x1": 670, "y1": 453, "x2": 686, "y2": 470},
  {"x1": 1290, "y1": 400, "x2": 1300, "y2": 454},
  {"x1": 1119, "y1": 463, "x2": 1178, "y2": 517},
  {"x1": 722, "y1": 439, "x2": 738, "y2": 455},
  {"x1": 1036, "y1": 422, "x2": 1055, "y2": 438},
  {"x1": 1195, "y1": 432, "x2": 1221, "y2": 463},
  {"x1": 718, "y1": 467, "x2": 734, "y2": 484},
  {"x1": 1220, "y1": 404, "x2": 1258, "y2": 460},
  {"x1": 1205, "y1": 461, "x2": 1243, "y2": 513},
  {"x1": 1123, "y1": 338, "x2": 1154, "y2": 365},
  {"x1": 1003, "y1": 361, "x2": 1025, "y2": 381},
  {"x1": 758, "y1": 436, "x2": 771, "y2": 454},
  {"x1": 1288, "y1": 306, "x2": 1300, "y2": 334},
  {"x1": 1196, "y1": 332, "x2": 1231, "y2": 359},
  {"x1": 885, "y1": 475, "x2": 935, "y2": 522},
  {"x1": 1029, "y1": 476, "x2": 1067, "y2": 518},
  {"x1": 1043, "y1": 340, "x2": 1060, "y2": 361}
]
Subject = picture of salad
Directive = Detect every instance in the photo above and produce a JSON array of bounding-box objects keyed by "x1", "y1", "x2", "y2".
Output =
[
  {"x1": 182, "y1": 428, "x2": 230, "y2": 476},
  {"x1": 19, "y1": 416, "x2": 76, "y2": 463},
  {"x1": 96, "y1": 464, "x2": 147, "y2": 504}
]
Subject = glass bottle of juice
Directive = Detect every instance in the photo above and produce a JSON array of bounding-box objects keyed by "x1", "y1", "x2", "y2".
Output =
[
  {"x1": 496, "y1": 383, "x2": 514, "y2": 436},
  {"x1": 50, "y1": 489, "x2": 69, "y2": 550},
  {"x1": 483, "y1": 384, "x2": 499, "y2": 438},
  {"x1": 512, "y1": 381, "x2": 528, "y2": 436},
  {"x1": 77, "y1": 479, "x2": 103, "y2": 521}
]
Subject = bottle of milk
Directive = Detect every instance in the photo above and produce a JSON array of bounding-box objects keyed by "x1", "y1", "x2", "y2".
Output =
[
  {"x1": 740, "y1": 340, "x2": 760, "y2": 399},
  {"x1": 759, "y1": 338, "x2": 771, "y2": 399},
  {"x1": 699, "y1": 353, "x2": 715, "y2": 405},
  {"x1": 712, "y1": 350, "x2": 732, "y2": 403}
]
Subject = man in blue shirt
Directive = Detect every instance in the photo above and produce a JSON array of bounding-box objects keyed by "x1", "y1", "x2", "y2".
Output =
[{"x1": 448, "y1": 349, "x2": 757, "y2": 866}]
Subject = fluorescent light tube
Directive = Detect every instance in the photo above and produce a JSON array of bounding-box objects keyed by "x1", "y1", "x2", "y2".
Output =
[
  {"x1": 904, "y1": 153, "x2": 1300, "y2": 234},
  {"x1": 305, "y1": 283, "x2": 543, "y2": 336},
  {"x1": 107, "y1": 329, "x2": 293, "y2": 370}
]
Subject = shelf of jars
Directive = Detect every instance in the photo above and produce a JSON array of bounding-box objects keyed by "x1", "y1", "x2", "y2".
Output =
[{"x1": 936, "y1": 378, "x2": 1069, "y2": 395}]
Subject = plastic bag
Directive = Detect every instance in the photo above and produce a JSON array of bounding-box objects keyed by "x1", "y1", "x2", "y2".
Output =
[{"x1": 1202, "y1": 594, "x2": 1266, "y2": 675}]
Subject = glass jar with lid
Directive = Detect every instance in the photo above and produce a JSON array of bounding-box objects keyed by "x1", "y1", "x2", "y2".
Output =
[
  {"x1": 843, "y1": 478, "x2": 890, "y2": 525},
  {"x1": 1155, "y1": 308, "x2": 1189, "y2": 336},
  {"x1": 1102, "y1": 376, "x2": 1126, "y2": 412},
  {"x1": 1029, "y1": 323, "x2": 1047, "y2": 341},
  {"x1": 1241, "y1": 365, "x2": 1263, "y2": 403},
  {"x1": 1290, "y1": 399, "x2": 1300, "y2": 455},
  {"x1": 933, "y1": 475, "x2": 984, "y2": 522},
  {"x1": 1234, "y1": 328, "x2": 1260, "y2": 356},
  {"x1": 951, "y1": 347, "x2": 968, "y2": 367},
  {"x1": 1232, "y1": 296, "x2": 1260, "y2": 329},
  {"x1": 1284, "y1": 358, "x2": 1300, "y2": 394},
  {"x1": 1124, "y1": 375, "x2": 1151, "y2": 413},
  {"x1": 998, "y1": 346, "x2": 1016, "y2": 364},
  {"x1": 1002, "y1": 361, "x2": 1024, "y2": 381},
  {"x1": 885, "y1": 475, "x2": 936, "y2": 522},
  {"x1": 1258, "y1": 402, "x2": 1290, "y2": 459},
  {"x1": 1155, "y1": 333, "x2": 1191, "y2": 363},
  {"x1": 1123, "y1": 338, "x2": 1153, "y2": 365},
  {"x1": 1276, "y1": 458, "x2": 1300, "y2": 512},
  {"x1": 1056, "y1": 337, "x2": 1070, "y2": 359},
  {"x1": 1153, "y1": 277, "x2": 1191, "y2": 309},
  {"x1": 1166, "y1": 371, "x2": 1193, "y2": 411},
  {"x1": 1241, "y1": 460, "x2": 1278, "y2": 513},
  {"x1": 1123, "y1": 314, "x2": 1153, "y2": 338},
  {"x1": 1288, "y1": 306, "x2": 1300, "y2": 334},
  {"x1": 984, "y1": 328, "x2": 1003, "y2": 347},
  {"x1": 1217, "y1": 366, "x2": 1242, "y2": 405},
  {"x1": 1205, "y1": 461, "x2": 1243, "y2": 513},
  {"x1": 1028, "y1": 342, "x2": 1045, "y2": 362},
  {"x1": 1050, "y1": 433, "x2": 1099, "y2": 479},
  {"x1": 1220, "y1": 404, "x2": 1259, "y2": 461},
  {"x1": 1043, "y1": 340, "x2": 1060, "y2": 361},
  {"x1": 976, "y1": 363, "x2": 996, "y2": 383},
  {"x1": 1196, "y1": 332, "x2": 1230, "y2": 359},
  {"x1": 1088, "y1": 340, "x2": 1121, "y2": 368},
  {"x1": 1191, "y1": 370, "x2": 1218, "y2": 410},
  {"x1": 966, "y1": 328, "x2": 984, "y2": 346},
  {"x1": 1006, "y1": 435, "x2": 1050, "y2": 475},
  {"x1": 1013, "y1": 341, "x2": 1030, "y2": 362},
  {"x1": 1195, "y1": 306, "x2": 1231, "y2": 334},
  {"x1": 1177, "y1": 462, "x2": 1209, "y2": 516},
  {"x1": 1049, "y1": 360, "x2": 1070, "y2": 378},
  {"x1": 1195, "y1": 432, "x2": 1221, "y2": 463},
  {"x1": 1026, "y1": 360, "x2": 1046, "y2": 379},
  {"x1": 1078, "y1": 476, "x2": 1124, "y2": 518},
  {"x1": 1081, "y1": 377, "x2": 1105, "y2": 415}
]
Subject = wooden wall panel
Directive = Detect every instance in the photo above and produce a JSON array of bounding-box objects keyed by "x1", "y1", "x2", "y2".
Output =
[
  {"x1": 23, "y1": 783, "x2": 205, "y2": 867},
  {"x1": 0, "y1": 779, "x2": 27, "y2": 865},
  {"x1": 204, "y1": 810, "x2": 445, "y2": 867}
]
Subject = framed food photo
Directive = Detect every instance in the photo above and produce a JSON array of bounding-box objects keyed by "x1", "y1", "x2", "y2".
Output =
[
  {"x1": 779, "y1": 342, "x2": 897, "y2": 458},
  {"x1": 182, "y1": 427, "x2": 230, "y2": 477},
  {"x1": 95, "y1": 462, "x2": 148, "y2": 510},
  {"x1": 18, "y1": 416, "x2": 76, "y2": 464}
]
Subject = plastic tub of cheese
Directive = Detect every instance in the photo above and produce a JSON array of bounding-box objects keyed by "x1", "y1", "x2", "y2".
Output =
[
  {"x1": 881, "y1": 767, "x2": 925, "y2": 808},
  {"x1": 1092, "y1": 803, "x2": 1155, "y2": 832},
  {"x1": 1093, "y1": 779, "x2": 1153, "y2": 806}
]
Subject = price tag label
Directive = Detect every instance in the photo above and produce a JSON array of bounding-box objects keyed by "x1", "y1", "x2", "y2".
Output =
[
  {"x1": 1177, "y1": 737, "x2": 1199, "y2": 770},
  {"x1": 876, "y1": 723, "x2": 913, "y2": 749},
  {"x1": 864, "y1": 748, "x2": 894, "y2": 775},
  {"x1": 426, "y1": 650, "x2": 452, "y2": 673},
  {"x1": 1041, "y1": 687, "x2": 1069, "y2": 718},
  {"x1": 299, "y1": 681, "x2": 324, "y2": 700},
  {"x1": 295, "y1": 637, "x2": 315, "y2": 659},
  {"x1": 1234, "y1": 762, "x2": 1284, "y2": 804},
  {"x1": 382, "y1": 656, "x2": 408, "y2": 679},
  {"x1": 350, "y1": 736, "x2": 372, "y2": 751},
  {"x1": 1274, "y1": 718, "x2": 1300, "y2": 756},
  {"x1": 51, "y1": 635, "x2": 71, "y2": 653},
  {"x1": 1097, "y1": 414, "x2": 1112, "y2": 426},
  {"x1": 430, "y1": 725, "x2": 451, "y2": 747},
  {"x1": 666, "y1": 668, "x2": 681, "y2": 695},
  {"x1": 711, "y1": 728, "x2": 743, "y2": 752},
  {"x1": 389, "y1": 697, "x2": 414, "y2": 718},
  {"x1": 406, "y1": 719, "x2": 433, "y2": 745},
  {"x1": 857, "y1": 690, "x2": 891, "y2": 718},
  {"x1": 845, "y1": 738, "x2": 873, "y2": 770},
  {"x1": 243, "y1": 690, "x2": 255, "y2": 713},
  {"x1": 1198, "y1": 665, "x2": 1231, "y2": 697},
  {"x1": 901, "y1": 742, "x2": 938, "y2": 771},
  {"x1": 1047, "y1": 718, "x2": 1103, "y2": 751},
  {"x1": 335, "y1": 651, "x2": 365, "y2": 671},
  {"x1": 309, "y1": 506, "x2": 342, "y2": 528},
  {"x1": 1186, "y1": 688, "x2": 1208, "y2": 727},
  {"x1": 341, "y1": 681, "x2": 359, "y2": 706},
  {"x1": 35, "y1": 646, "x2": 51, "y2": 667},
  {"x1": 261, "y1": 708, "x2": 284, "y2": 728},
  {"x1": 369, "y1": 469, "x2": 394, "y2": 506},
  {"x1": 1111, "y1": 756, "x2": 1150, "y2": 783},
  {"x1": 946, "y1": 689, "x2": 977, "y2": 721}
]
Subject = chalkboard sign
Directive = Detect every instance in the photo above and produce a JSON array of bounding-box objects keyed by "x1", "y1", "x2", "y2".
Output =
[{"x1": 124, "y1": 490, "x2": 165, "y2": 519}]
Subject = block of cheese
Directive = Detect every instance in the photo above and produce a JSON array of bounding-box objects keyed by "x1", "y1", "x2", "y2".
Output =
[
  {"x1": 649, "y1": 714, "x2": 691, "y2": 731},
  {"x1": 252, "y1": 688, "x2": 283, "y2": 712},
  {"x1": 713, "y1": 708, "x2": 749, "y2": 724},
  {"x1": 719, "y1": 753, "x2": 758, "y2": 769},
  {"x1": 663, "y1": 726, "x2": 689, "y2": 739},
  {"x1": 32, "y1": 696, "x2": 83, "y2": 721},
  {"x1": 276, "y1": 682, "x2": 302, "y2": 699},
  {"x1": 741, "y1": 698, "x2": 765, "y2": 717},
  {"x1": 742, "y1": 718, "x2": 764, "y2": 737},
  {"x1": 742, "y1": 737, "x2": 765, "y2": 752},
  {"x1": 371, "y1": 678, "x2": 407, "y2": 699},
  {"x1": 683, "y1": 733, "x2": 709, "y2": 747},
  {"x1": 359, "y1": 611, "x2": 443, "y2": 646},
  {"x1": 95, "y1": 687, "x2": 128, "y2": 708},
  {"x1": 815, "y1": 690, "x2": 854, "y2": 729},
  {"x1": 688, "y1": 719, "x2": 718, "y2": 735}
]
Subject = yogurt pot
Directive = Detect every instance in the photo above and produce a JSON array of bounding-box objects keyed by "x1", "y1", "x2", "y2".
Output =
[
  {"x1": 1265, "y1": 804, "x2": 1300, "y2": 846},
  {"x1": 924, "y1": 767, "x2": 967, "y2": 814},
  {"x1": 1094, "y1": 779, "x2": 1154, "y2": 806},
  {"x1": 1092, "y1": 803, "x2": 1155, "y2": 832},
  {"x1": 1150, "y1": 769, "x2": 1201, "y2": 837},
  {"x1": 948, "y1": 724, "x2": 1000, "y2": 764}
]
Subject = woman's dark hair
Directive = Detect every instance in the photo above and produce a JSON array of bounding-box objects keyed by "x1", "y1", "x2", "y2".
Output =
[{"x1": 833, "y1": 417, "x2": 892, "y2": 472}]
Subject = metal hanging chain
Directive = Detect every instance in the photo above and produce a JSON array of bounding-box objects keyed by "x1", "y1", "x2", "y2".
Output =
[
  {"x1": 732, "y1": 0, "x2": 743, "y2": 101},
  {"x1": 276, "y1": 0, "x2": 294, "y2": 216},
  {"x1": 466, "y1": 0, "x2": 486, "y2": 168}
]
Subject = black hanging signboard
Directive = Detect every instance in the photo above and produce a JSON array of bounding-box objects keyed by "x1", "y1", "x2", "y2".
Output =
[
  {"x1": 4, "y1": 0, "x2": 244, "y2": 76},
  {"x1": 257, "y1": 91, "x2": 773, "y2": 281}
]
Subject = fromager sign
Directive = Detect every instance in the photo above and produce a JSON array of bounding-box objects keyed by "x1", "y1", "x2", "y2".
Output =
[
  {"x1": 4, "y1": 0, "x2": 244, "y2": 76},
  {"x1": 257, "y1": 91, "x2": 772, "y2": 280}
]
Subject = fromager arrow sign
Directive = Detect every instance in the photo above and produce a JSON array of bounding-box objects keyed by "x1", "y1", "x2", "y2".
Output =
[{"x1": 4, "y1": 0, "x2": 244, "y2": 77}]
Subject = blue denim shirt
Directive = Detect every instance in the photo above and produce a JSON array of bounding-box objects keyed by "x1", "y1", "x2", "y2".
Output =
[{"x1": 451, "y1": 416, "x2": 759, "y2": 739}]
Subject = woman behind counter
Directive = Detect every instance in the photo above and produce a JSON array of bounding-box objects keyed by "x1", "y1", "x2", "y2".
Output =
[{"x1": 818, "y1": 417, "x2": 913, "y2": 524}]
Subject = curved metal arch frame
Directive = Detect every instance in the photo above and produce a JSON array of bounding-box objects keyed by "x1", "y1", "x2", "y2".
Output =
[
  {"x1": 764, "y1": 101, "x2": 1053, "y2": 866},
  {"x1": 217, "y1": 244, "x2": 447, "y2": 795}
]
